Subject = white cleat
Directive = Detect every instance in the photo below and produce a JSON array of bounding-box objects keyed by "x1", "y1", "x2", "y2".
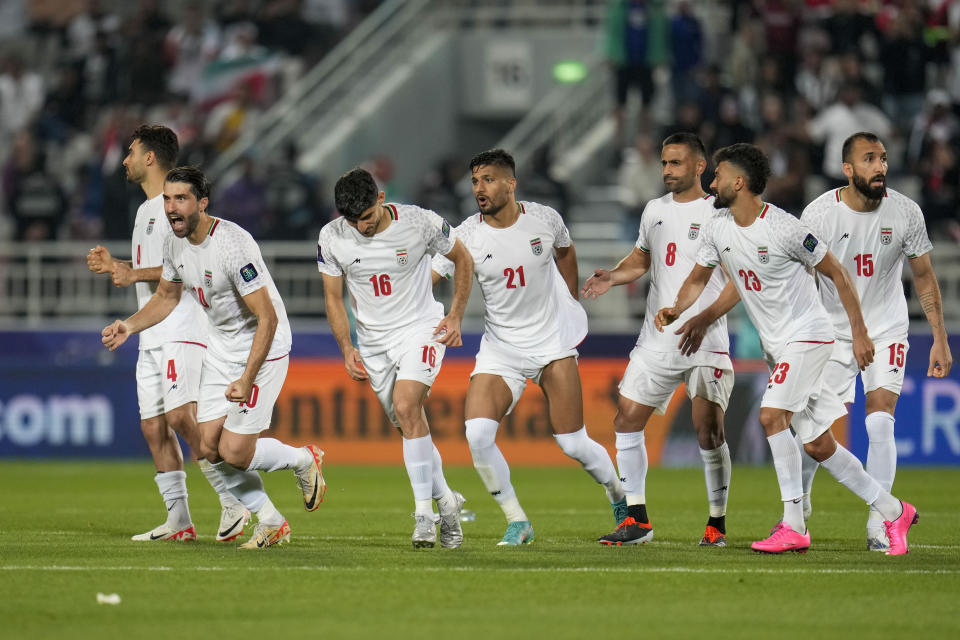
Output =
[
  {"x1": 131, "y1": 522, "x2": 197, "y2": 542},
  {"x1": 438, "y1": 491, "x2": 466, "y2": 549},
  {"x1": 216, "y1": 505, "x2": 251, "y2": 542}
]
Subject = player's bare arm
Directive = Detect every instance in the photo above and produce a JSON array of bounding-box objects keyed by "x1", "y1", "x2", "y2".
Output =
[
  {"x1": 655, "y1": 263, "x2": 714, "y2": 331},
  {"x1": 101, "y1": 277, "x2": 182, "y2": 351},
  {"x1": 322, "y1": 272, "x2": 368, "y2": 381},
  {"x1": 814, "y1": 250, "x2": 874, "y2": 370},
  {"x1": 87, "y1": 245, "x2": 117, "y2": 274},
  {"x1": 674, "y1": 278, "x2": 740, "y2": 356},
  {"x1": 582, "y1": 246, "x2": 651, "y2": 300},
  {"x1": 555, "y1": 243, "x2": 580, "y2": 300},
  {"x1": 431, "y1": 270, "x2": 445, "y2": 287},
  {"x1": 435, "y1": 238, "x2": 473, "y2": 347},
  {"x1": 226, "y1": 286, "x2": 277, "y2": 404},
  {"x1": 111, "y1": 264, "x2": 162, "y2": 288},
  {"x1": 909, "y1": 252, "x2": 953, "y2": 378}
]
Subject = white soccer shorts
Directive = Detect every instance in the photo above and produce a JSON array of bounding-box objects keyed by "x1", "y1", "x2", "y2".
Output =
[
  {"x1": 761, "y1": 341, "x2": 846, "y2": 443},
  {"x1": 197, "y1": 350, "x2": 289, "y2": 434},
  {"x1": 618, "y1": 345, "x2": 734, "y2": 415},
  {"x1": 362, "y1": 324, "x2": 447, "y2": 427},
  {"x1": 824, "y1": 336, "x2": 909, "y2": 404},
  {"x1": 136, "y1": 341, "x2": 205, "y2": 420},
  {"x1": 470, "y1": 335, "x2": 579, "y2": 415}
]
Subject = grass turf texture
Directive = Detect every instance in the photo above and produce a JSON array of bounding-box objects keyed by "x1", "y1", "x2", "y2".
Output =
[{"x1": 2, "y1": 462, "x2": 958, "y2": 639}]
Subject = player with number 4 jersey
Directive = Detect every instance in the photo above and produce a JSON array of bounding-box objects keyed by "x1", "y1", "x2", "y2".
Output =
[
  {"x1": 799, "y1": 132, "x2": 951, "y2": 551},
  {"x1": 657, "y1": 143, "x2": 919, "y2": 555},
  {"x1": 319, "y1": 167, "x2": 473, "y2": 549}
]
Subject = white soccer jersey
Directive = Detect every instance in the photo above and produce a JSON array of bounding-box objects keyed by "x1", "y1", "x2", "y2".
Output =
[
  {"x1": 131, "y1": 194, "x2": 205, "y2": 350},
  {"x1": 697, "y1": 202, "x2": 832, "y2": 360},
  {"x1": 635, "y1": 193, "x2": 730, "y2": 355},
  {"x1": 161, "y1": 218, "x2": 292, "y2": 363},
  {"x1": 801, "y1": 187, "x2": 933, "y2": 342},
  {"x1": 433, "y1": 201, "x2": 587, "y2": 356},
  {"x1": 317, "y1": 203, "x2": 454, "y2": 356}
]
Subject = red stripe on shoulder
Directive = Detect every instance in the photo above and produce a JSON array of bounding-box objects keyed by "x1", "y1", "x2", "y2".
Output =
[
  {"x1": 387, "y1": 204, "x2": 399, "y2": 220},
  {"x1": 759, "y1": 204, "x2": 769, "y2": 219},
  {"x1": 835, "y1": 189, "x2": 841, "y2": 202},
  {"x1": 519, "y1": 202, "x2": 526, "y2": 214},
  {"x1": 209, "y1": 219, "x2": 221, "y2": 236}
]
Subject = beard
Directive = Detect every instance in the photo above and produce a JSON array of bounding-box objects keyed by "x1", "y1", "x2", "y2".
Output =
[
  {"x1": 713, "y1": 191, "x2": 733, "y2": 209},
  {"x1": 852, "y1": 172, "x2": 886, "y2": 200}
]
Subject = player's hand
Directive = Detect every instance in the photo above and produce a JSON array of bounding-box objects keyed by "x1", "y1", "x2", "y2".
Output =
[
  {"x1": 852, "y1": 331, "x2": 875, "y2": 371},
  {"x1": 101, "y1": 319, "x2": 130, "y2": 351},
  {"x1": 344, "y1": 347, "x2": 368, "y2": 381},
  {"x1": 87, "y1": 245, "x2": 114, "y2": 274},
  {"x1": 674, "y1": 312, "x2": 710, "y2": 356},
  {"x1": 928, "y1": 339, "x2": 953, "y2": 378},
  {"x1": 654, "y1": 306, "x2": 679, "y2": 332},
  {"x1": 434, "y1": 315, "x2": 462, "y2": 347},
  {"x1": 111, "y1": 262, "x2": 135, "y2": 287},
  {"x1": 581, "y1": 269, "x2": 612, "y2": 300},
  {"x1": 225, "y1": 378, "x2": 253, "y2": 404}
]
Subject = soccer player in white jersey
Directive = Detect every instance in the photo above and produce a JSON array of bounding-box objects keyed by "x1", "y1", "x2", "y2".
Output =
[
  {"x1": 657, "y1": 143, "x2": 919, "y2": 555},
  {"x1": 318, "y1": 168, "x2": 473, "y2": 549},
  {"x1": 102, "y1": 166, "x2": 326, "y2": 550},
  {"x1": 432, "y1": 149, "x2": 625, "y2": 546},
  {"x1": 86, "y1": 125, "x2": 248, "y2": 543},
  {"x1": 583, "y1": 133, "x2": 737, "y2": 547},
  {"x1": 799, "y1": 132, "x2": 952, "y2": 551}
]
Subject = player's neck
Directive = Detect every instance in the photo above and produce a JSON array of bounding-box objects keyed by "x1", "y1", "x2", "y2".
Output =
[
  {"x1": 141, "y1": 171, "x2": 165, "y2": 200},
  {"x1": 730, "y1": 194, "x2": 766, "y2": 227},
  {"x1": 484, "y1": 200, "x2": 521, "y2": 228},
  {"x1": 672, "y1": 187, "x2": 706, "y2": 204},
  {"x1": 839, "y1": 185, "x2": 882, "y2": 213},
  {"x1": 187, "y1": 212, "x2": 215, "y2": 245}
]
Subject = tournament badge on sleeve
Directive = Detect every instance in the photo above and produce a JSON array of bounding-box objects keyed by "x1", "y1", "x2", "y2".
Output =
[
  {"x1": 688, "y1": 223, "x2": 700, "y2": 240},
  {"x1": 880, "y1": 227, "x2": 893, "y2": 245},
  {"x1": 530, "y1": 237, "x2": 543, "y2": 256},
  {"x1": 396, "y1": 248, "x2": 408, "y2": 266},
  {"x1": 757, "y1": 246, "x2": 769, "y2": 264}
]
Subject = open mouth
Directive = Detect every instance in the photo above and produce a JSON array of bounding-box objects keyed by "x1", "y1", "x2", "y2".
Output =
[
  {"x1": 167, "y1": 213, "x2": 186, "y2": 235},
  {"x1": 476, "y1": 195, "x2": 489, "y2": 207}
]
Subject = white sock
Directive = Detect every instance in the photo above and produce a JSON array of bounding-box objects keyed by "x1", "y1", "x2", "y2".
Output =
[
  {"x1": 247, "y1": 438, "x2": 311, "y2": 472},
  {"x1": 256, "y1": 497, "x2": 284, "y2": 527},
  {"x1": 766, "y1": 430, "x2": 804, "y2": 532},
  {"x1": 197, "y1": 458, "x2": 243, "y2": 508},
  {"x1": 403, "y1": 434, "x2": 434, "y2": 515},
  {"x1": 431, "y1": 444, "x2": 453, "y2": 501},
  {"x1": 615, "y1": 430, "x2": 647, "y2": 505},
  {"x1": 700, "y1": 442, "x2": 731, "y2": 518},
  {"x1": 865, "y1": 411, "x2": 896, "y2": 531},
  {"x1": 818, "y1": 444, "x2": 897, "y2": 519},
  {"x1": 555, "y1": 426, "x2": 624, "y2": 503},
  {"x1": 796, "y1": 431, "x2": 819, "y2": 501},
  {"x1": 466, "y1": 417, "x2": 527, "y2": 522},
  {"x1": 155, "y1": 470, "x2": 191, "y2": 527},
  {"x1": 211, "y1": 461, "x2": 268, "y2": 513}
]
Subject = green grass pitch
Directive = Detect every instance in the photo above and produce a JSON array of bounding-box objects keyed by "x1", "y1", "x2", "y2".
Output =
[{"x1": 2, "y1": 462, "x2": 958, "y2": 639}]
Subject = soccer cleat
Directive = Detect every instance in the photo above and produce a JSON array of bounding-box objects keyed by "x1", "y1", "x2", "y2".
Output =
[
  {"x1": 412, "y1": 513, "x2": 437, "y2": 548},
  {"x1": 611, "y1": 498, "x2": 628, "y2": 526},
  {"x1": 751, "y1": 522, "x2": 810, "y2": 554},
  {"x1": 884, "y1": 501, "x2": 919, "y2": 556},
  {"x1": 131, "y1": 522, "x2": 197, "y2": 542},
  {"x1": 497, "y1": 520, "x2": 534, "y2": 546},
  {"x1": 238, "y1": 520, "x2": 291, "y2": 549},
  {"x1": 598, "y1": 516, "x2": 653, "y2": 546},
  {"x1": 699, "y1": 525, "x2": 726, "y2": 547},
  {"x1": 295, "y1": 445, "x2": 327, "y2": 511},
  {"x1": 216, "y1": 505, "x2": 251, "y2": 542},
  {"x1": 438, "y1": 491, "x2": 466, "y2": 549}
]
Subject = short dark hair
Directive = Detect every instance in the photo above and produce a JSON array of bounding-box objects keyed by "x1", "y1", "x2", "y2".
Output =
[
  {"x1": 334, "y1": 168, "x2": 379, "y2": 220},
  {"x1": 662, "y1": 132, "x2": 706, "y2": 158},
  {"x1": 842, "y1": 131, "x2": 883, "y2": 164},
  {"x1": 165, "y1": 166, "x2": 210, "y2": 201},
  {"x1": 469, "y1": 148, "x2": 516, "y2": 177},
  {"x1": 713, "y1": 143, "x2": 771, "y2": 194},
  {"x1": 132, "y1": 124, "x2": 179, "y2": 171}
]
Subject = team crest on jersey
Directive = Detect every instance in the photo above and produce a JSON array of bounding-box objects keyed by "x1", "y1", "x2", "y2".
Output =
[
  {"x1": 530, "y1": 237, "x2": 543, "y2": 256},
  {"x1": 757, "y1": 246, "x2": 769, "y2": 264},
  {"x1": 688, "y1": 223, "x2": 701, "y2": 240},
  {"x1": 880, "y1": 227, "x2": 893, "y2": 245},
  {"x1": 240, "y1": 263, "x2": 258, "y2": 282},
  {"x1": 146, "y1": 218, "x2": 156, "y2": 235},
  {"x1": 204, "y1": 269, "x2": 213, "y2": 287},
  {"x1": 396, "y1": 248, "x2": 408, "y2": 266}
]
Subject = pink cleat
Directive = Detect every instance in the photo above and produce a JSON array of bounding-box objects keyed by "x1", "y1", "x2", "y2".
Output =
[
  {"x1": 752, "y1": 521, "x2": 811, "y2": 554},
  {"x1": 884, "y1": 501, "x2": 919, "y2": 556}
]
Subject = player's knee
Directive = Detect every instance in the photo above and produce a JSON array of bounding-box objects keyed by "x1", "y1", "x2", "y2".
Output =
[
  {"x1": 465, "y1": 417, "x2": 499, "y2": 451},
  {"x1": 392, "y1": 396, "x2": 422, "y2": 428},
  {"x1": 613, "y1": 409, "x2": 645, "y2": 433},
  {"x1": 697, "y1": 427, "x2": 725, "y2": 450},
  {"x1": 803, "y1": 430, "x2": 836, "y2": 462},
  {"x1": 758, "y1": 408, "x2": 788, "y2": 435},
  {"x1": 554, "y1": 426, "x2": 588, "y2": 459}
]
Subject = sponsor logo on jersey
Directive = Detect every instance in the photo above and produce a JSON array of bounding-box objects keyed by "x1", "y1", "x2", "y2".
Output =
[
  {"x1": 688, "y1": 223, "x2": 700, "y2": 240},
  {"x1": 317, "y1": 244, "x2": 325, "y2": 264},
  {"x1": 240, "y1": 263, "x2": 258, "y2": 282},
  {"x1": 802, "y1": 234, "x2": 818, "y2": 252},
  {"x1": 396, "y1": 248, "x2": 408, "y2": 266},
  {"x1": 530, "y1": 237, "x2": 543, "y2": 256},
  {"x1": 758, "y1": 246, "x2": 769, "y2": 264},
  {"x1": 146, "y1": 218, "x2": 156, "y2": 235},
  {"x1": 839, "y1": 232, "x2": 850, "y2": 241},
  {"x1": 204, "y1": 269, "x2": 213, "y2": 287},
  {"x1": 880, "y1": 227, "x2": 893, "y2": 245},
  {"x1": 441, "y1": 220, "x2": 450, "y2": 238}
]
